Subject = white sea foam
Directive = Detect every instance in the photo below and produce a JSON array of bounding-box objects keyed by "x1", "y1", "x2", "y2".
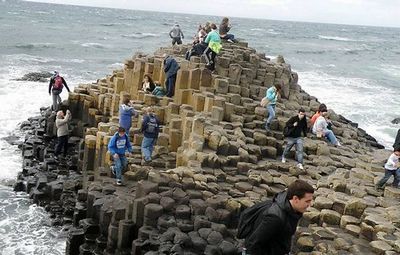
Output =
[
  {"x1": 318, "y1": 35, "x2": 357, "y2": 42},
  {"x1": 81, "y1": 42, "x2": 108, "y2": 48},
  {"x1": 379, "y1": 64, "x2": 400, "y2": 78},
  {"x1": 121, "y1": 32, "x2": 159, "y2": 39}
]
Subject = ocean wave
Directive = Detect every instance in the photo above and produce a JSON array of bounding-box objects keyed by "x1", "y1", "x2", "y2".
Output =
[
  {"x1": 108, "y1": 62, "x2": 124, "y2": 70},
  {"x1": 318, "y1": 35, "x2": 357, "y2": 42},
  {"x1": 121, "y1": 32, "x2": 159, "y2": 39},
  {"x1": 250, "y1": 28, "x2": 265, "y2": 31},
  {"x1": 379, "y1": 64, "x2": 400, "y2": 78},
  {"x1": 295, "y1": 50, "x2": 327, "y2": 55},
  {"x1": 100, "y1": 23, "x2": 121, "y2": 27},
  {"x1": 81, "y1": 42, "x2": 108, "y2": 48},
  {"x1": 14, "y1": 43, "x2": 55, "y2": 50}
]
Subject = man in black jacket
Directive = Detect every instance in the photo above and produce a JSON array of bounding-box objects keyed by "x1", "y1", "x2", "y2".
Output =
[
  {"x1": 394, "y1": 129, "x2": 400, "y2": 151},
  {"x1": 281, "y1": 108, "x2": 307, "y2": 170},
  {"x1": 245, "y1": 180, "x2": 314, "y2": 255}
]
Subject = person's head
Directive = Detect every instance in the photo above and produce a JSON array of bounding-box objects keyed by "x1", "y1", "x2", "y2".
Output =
[
  {"x1": 394, "y1": 148, "x2": 400, "y2": 157},
  {"x1": 320, "y1": 108, "x2": 328, "y2": 117},
  {"x1": 274, "y1": 83, "x2": 282, "y2": 92},
  {"x1": 298, "y1": 108, "x2": 306, "y2": 120},
  {"x1": 222, "y1": 17, "x2": 229, "y2": 24},
  {"x1": 143, "y1": 74, "x2": 153, "y2": 84},
  {"x1": 154, "y1": 81, "x2": 162, "y2": 87},
  {"x1": 53, "y1": 71, "x2": 59, "y2": 77},
  {"x1": 123, "y1": 98, "x2": 130, "y2": 105},
  {"x1": 287, "y1": 180, "x2": 314, "y2": 213},
  {"x1": 56, "y1": 110, "x2": 64, "y2": 118},
  {"x1": 210, "y1": 23, "x2": 217, "y2": 30},
  {"x1": 145, "y1": 106, "x2": 154, "y2": 114},
  {"x1": 118, "y1": 127, "x2": 126, "y2": 137},
  {"x1": 318, "y1": 103, "x2": 327, "y2": 113}
]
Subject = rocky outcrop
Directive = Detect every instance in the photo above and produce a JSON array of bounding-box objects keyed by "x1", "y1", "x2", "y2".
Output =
[
  {"x1": 17, "y1": 40, "x2": 397, "y2": 255},
  {"x1": 15, "y1": 71, "x2": 53, "y2": 82}
]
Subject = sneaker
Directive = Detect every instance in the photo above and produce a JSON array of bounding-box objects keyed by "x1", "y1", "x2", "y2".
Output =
[
  {"x1": 281, "y1": 157, "x2": 286, "y2": 163},
  {"x1": 336, "y1": 141, "x2": 342, "y2": 147},
  {"x1": 375, "y1": 184, "x2": 384, "y2": 191},
  {"x1": 110, "y1": 165, "x2": 115, "y2": 176},
  {"x1": 297, "y1": 163, "x2": 304, "y2": 170},
  {"x1": 265, "y1": 124, "x2": 270, "y2": 131},
  {"x1": 116, "y1": 179, "x2": 122, "y2": 186},
  {"x1": 227, "y1": 39, "x2": 234, "y2": 43}
]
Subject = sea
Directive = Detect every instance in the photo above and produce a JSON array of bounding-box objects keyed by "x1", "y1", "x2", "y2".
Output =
[{"x1": 0, "y1": 0, "x2": 399, "y2": 254}]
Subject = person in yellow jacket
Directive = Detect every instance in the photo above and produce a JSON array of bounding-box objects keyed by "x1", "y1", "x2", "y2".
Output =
[{"x1": 203, "y1": 23, "x2": 222, "y2": 71}]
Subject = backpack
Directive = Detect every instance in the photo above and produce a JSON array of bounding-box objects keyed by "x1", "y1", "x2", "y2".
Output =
[
  {"x1": 237, "y1": 199, "x2": 273, "y2": 239},
  {"x1": 145, "y1": 115, "x2": 158, "y2": 134},
  {"x1": 53, "y1": 76, "x2": 63, "y2": 90}
]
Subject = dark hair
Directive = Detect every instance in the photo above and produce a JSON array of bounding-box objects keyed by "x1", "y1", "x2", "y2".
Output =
[
  {"x1": 123, "y1": 98, "x2": 130, "y2": 105},
  {"x1": 287, "y1": 180, "x2": 314, "y2": 200},
  {"x1": 143, "y1": 74, "x2": 154, "y2": 84},
  {"x1": 394, "y1": 147, "x2": 400, "y2": 153},
  {"x1": 210, "y1": 23, "x2": 217, "y2": 30},
  {"x1": 118, "y1": 127, "x2": 126, "y2": 133},
  {"x1": 318, "y1": 103, "x2": 327, "y2": 112},
  {"x1": 274, "y1": 83, "x2": 282, "y2": 91},
  {"x1": 299, "y1": 108, "x2": 305, "y2": 113},
  {"x1": 320, "y1": 108, "x2": 328, "y2": 113},
  {"x1": 221, "y1": 17, "x2": 229, "y2": 24}
]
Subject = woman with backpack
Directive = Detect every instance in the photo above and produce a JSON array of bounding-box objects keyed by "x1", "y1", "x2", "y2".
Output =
[{"x1": 48, "y1": 71, "x2": 70, "y2": 111}]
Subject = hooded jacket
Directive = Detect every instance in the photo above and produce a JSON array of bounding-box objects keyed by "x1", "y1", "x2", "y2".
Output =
[
  {"x1": 119, "y1": 104, "x2": 137, "y2": 132},
  {"x1": 245, "y1": 191, "x2": 303, "y2": 255},
  {"x1": 285, "y1": 115, "x2": 307, "y2": 138},
  {"x1": 108, "y1": 132, "x2": 133, "y2": 156},
  {"x1": 164, "y1": 56, "x2": 180, "y2": 78}
]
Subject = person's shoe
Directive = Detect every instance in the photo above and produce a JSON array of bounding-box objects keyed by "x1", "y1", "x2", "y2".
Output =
[
  {"x1": 54, "y1": 155, "x2": 58, "y2": 161},
  {"x1": 110, "y1": 165, "x2": 116, "y2": 176},
  {"x1": 116, "y1": 179, "x2": 122, "y2": 186},
  {"x1": 336, "y1": 141, "x2": 342, "y2": 147},
  {"x1": 375, "y1": 184, "x2": 384, "y2": 191},
  {"x1": 227, "y1": 39, "x2": 234, "y2": 43},
  {"x1": 297, "y1": 163, "x2": 304, "y2": 170},
  {"x1": 281, "y1": 157, "x2": 286, "y2": 163}
]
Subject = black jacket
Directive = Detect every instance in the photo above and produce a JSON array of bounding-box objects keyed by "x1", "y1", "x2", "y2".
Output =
[
  {"x1": 245, "y1": 191, "x2": 303, "y2": 255},
  {"x1": 48, "y1": 76, "x2": 70, "y2": 94},
  {"x1": 394, "y1": 129, "x2": 400, "y2": 150},
  {"x1": 285, "y1": 115, "x2": 307, "y2": 138}
]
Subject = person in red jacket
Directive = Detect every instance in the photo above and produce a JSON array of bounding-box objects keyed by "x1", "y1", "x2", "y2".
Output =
[{"x1": 48, "y1": 71, "x2": 70, "y2": 111}]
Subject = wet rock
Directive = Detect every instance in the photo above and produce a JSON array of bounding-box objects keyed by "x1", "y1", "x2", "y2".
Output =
[{"x1": 16, "y1": 71, "x2": 53, "y2": 82}]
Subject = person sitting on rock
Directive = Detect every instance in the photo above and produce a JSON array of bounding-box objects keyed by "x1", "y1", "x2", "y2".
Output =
[
  {"x1": 140, "y1": 107, "x2": 160, "y2": 165},
  {"x1": 169, "y1": 23, "x2": 184, "y2": 46},
  {"x1": 264, "y1": 83, "x2": 282, "y2": 131},
  {"x1": 151, "y1": 81, "x2": 166, "y2": 97},
  {"x1": 312, "y1": 108, "x2": 341, "y2": 146},
  {"x1": 119, "y1": 98, "x2": 138, "y2": 134},
  {"x1": 376, "y1": 149, "x2": 400, "y2": 190},
  {"x1": 203, "y1": 23, "x2": 222, "y2": 71},
  {"x1": 219, "y1": 17, "x2": 237, "y2": 43},
  {"x1": 108, "y1": 127, "x2": 133, "y2": 186},
  {"x1": 48, "y1": 71, "x2": 70, "y2": 112},
  {"x1": 54, "y1": 109, "x2": 71, "y2": 159},
  {"x1": 310, "y1": 103, "x2": 327, "y2": 127},
  {"x1": 141, "y1": 74, "x2": 155, "y2": 93},
  {"x1": 281, "y1": 108, "x2": 308, "y2": 170},
  {"x1": 163, "y1": 54, "x2": 180, "y2": 97}
]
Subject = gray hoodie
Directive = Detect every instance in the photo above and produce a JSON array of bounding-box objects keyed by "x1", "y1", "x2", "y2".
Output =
[
  {"x1": 56, "y1": 111, "x2": 71, "y2": 137},
  {"x1": 169, "y1": 25, "x2": 184, "y2": 38}
]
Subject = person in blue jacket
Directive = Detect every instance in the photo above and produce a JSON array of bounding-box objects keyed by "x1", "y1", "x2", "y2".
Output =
[
  {"x1": 265, "y1": 83, "x2": 282, "y2": 131},
  {"x1": 141, "y1": 107, "x2": 160, "y2": 164},
  {"x1": 108, "y1": 127, "x2": 133, "y2": 185},
  {"x1": 119, "y1": 98, "x2": 137, "y2": 133},
  {"x1": 163, "y1": 54, "x2": 180, "y2": 97}
]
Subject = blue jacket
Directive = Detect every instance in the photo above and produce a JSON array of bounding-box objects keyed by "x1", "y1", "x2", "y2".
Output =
[
  {"x1": 141, "y1": 114, "x2": 160, "y2": 139},
  {"x1": 108, "y1": 132, "x2": 133, "y2": 156},
  {"x1": 266, "y1": 87, "x2": 278, "y2": 105},
  {"x1": 164, "y1": 56, "x2": 180, "y2": 78},
  {"x1": 119, "y1": 104, "x2": 137, "y2": 132},
  {"x1": 152, "y1": 86, "x2": 165, "y2": 97}
]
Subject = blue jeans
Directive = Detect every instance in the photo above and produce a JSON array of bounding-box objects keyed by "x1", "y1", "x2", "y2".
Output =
[
  {"x1": 282, "y1": 137, "x2": 304, "y2": 164},
  {"x1": 166, "y1": 74, "x2": 177, "y2": 97},
  {"x1": 324, "y1": 130, "x2": 338, "y2": 145},
  {"x1": 266, "y1": 104, "x2": 276, "y2": 126},
  {"x1": 141, "y1": 137, "x2": 157, "y2": 161},
  {"x1": 222, "y1": 34, "x2": 235, "y2": 41},
  {"x1": 377, "y1": 168, "x2": 400, "y2": 188},
  {"x1": 114, "y1": 155, "x2": 127, "y2": 180}
]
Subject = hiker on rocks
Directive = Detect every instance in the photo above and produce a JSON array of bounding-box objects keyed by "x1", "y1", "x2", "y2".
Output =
[
  {"x1": 55, "y1": 109, "x2": 71, "y2": 159},
  {"x1": 169, "y1": 23, "x2": 184, "y2": 46},
  {"x1": 281, "y1": 108, "x2": 308, "y2": 170},
  {"x1": 163, "y1": 54, "x2": 180, "y2": 97},
  {"x1": 141, "y1": 74, "x2": 155, "y2": 93},
  {"x1": 376, "y1": 149, "x2": 400, "y2": 190},
  {"x1": 48, "y1": 71, "x2": 70, "y2": 111},
  {"x1": 312, "y1": 108, "x2": 341, "y2": 146},
  {"x1": 152, "y1": 81, "x2": 166, "y2": 97},
  {"x1": 119, "y1": 98, "x2": 138, "y2": 133},
  {"x1": 264, "y1": 84, "x2": 282, "y2": 131},
  {"x1": 197, "y1": 25, "x2": 207, "y2": 44},
  {"x1": 108, "y1": 127, "x2": 133, "y2": 186},
  {"x1": 244, "y1": 180, "x2": 314, "y2": 255},
  {"x1": 394, "y1": 129, "x2": 400, "y2": 150},
  {"x1": 219, "y1": 17, "x2": 237, "y2": 43},
  {"x1": 310, "y1": 103, "x2": 327, "y2": 127},
  {"x1": 140, "y1": 107, "x2": 160, "y2": 164},
  {"x1": 203, "y1": 23, "x2": 222, "y2": 71}
]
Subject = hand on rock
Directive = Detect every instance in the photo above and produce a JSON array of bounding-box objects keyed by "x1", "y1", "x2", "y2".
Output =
[{"x1": 113, "y1": 154, "x2": 119, "y2": 160}]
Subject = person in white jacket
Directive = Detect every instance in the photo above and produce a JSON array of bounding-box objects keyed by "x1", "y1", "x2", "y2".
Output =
[
  {"x1": 376, "y1": 149, "x2": 400, "y2": 190},
  {"x1": 312, "y1": 109, "x2": 340, "y2": 146},
  {"x1": 55, "y1": 109, "x2": 71, "y2": 158}
]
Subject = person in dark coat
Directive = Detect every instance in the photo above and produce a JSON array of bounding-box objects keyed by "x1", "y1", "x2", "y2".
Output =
[
  {"x1": 281, "y1": 108, "x2": 308, "y2": 170},
  {"x1": 163, "y1": 55, "x2": 180, "y2": 97},
  {"x1": 394, "y1": 129, "x2": 400, "y2": 150},
  {"x1": 245, "y1": 180, "x2": 314, "y2": 255}
]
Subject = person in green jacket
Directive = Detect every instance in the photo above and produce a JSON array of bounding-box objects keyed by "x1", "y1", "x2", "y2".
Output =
[
  {"x1": 265, "y1": 83, "x2": 282, "y2": 131},
  {"x1": 203, "y1": 23, "x2": 222, "y2": 71},
  {"x1": 152, "y1": 81, "x2": 166, "y2": 97}
]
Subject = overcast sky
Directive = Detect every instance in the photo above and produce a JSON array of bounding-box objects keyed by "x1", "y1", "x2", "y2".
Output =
[{"x1": 27, "y1": 0, "x2": 400, "y2": 27}]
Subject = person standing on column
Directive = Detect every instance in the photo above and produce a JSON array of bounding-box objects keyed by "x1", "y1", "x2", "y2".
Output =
[
  {"x1": 140, "y1": 107, "x2": 160, "y2": 165},
  {"x1": 108, "y1": 127, "x2": 133, "y2": 186},
  {"x1": 48, "y1": 71, "x2": 70, "y2": 111},
  {"x1": 281, "y1": 108, "x2": 308, "y2": 170},
  {"x1": 163, "y1": 54, "x2": 180, "y2": 97},
  {"x1": 55, "y1": 109, "x2": 72, "y2": 159},
  {"x1": 169, "y1": 23, "x2": 184, "y2": 46},
  {"x1": 203, "y1": 23, "x2": 222, "y2": 71},
  {"x1": 264, "y1": 83, "x2": 281, "y2": 131},
  {"x1": 119, "y1": 98, "x2": 138, "y2": 134}
]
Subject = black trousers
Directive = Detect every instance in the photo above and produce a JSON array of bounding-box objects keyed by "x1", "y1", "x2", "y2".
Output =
[
  {"x1": 204, "y1": 47, "x2": 216, "y2": 71},
  {"x1": 55, "y1": 135, "x2": 68, "y2": 156}
]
